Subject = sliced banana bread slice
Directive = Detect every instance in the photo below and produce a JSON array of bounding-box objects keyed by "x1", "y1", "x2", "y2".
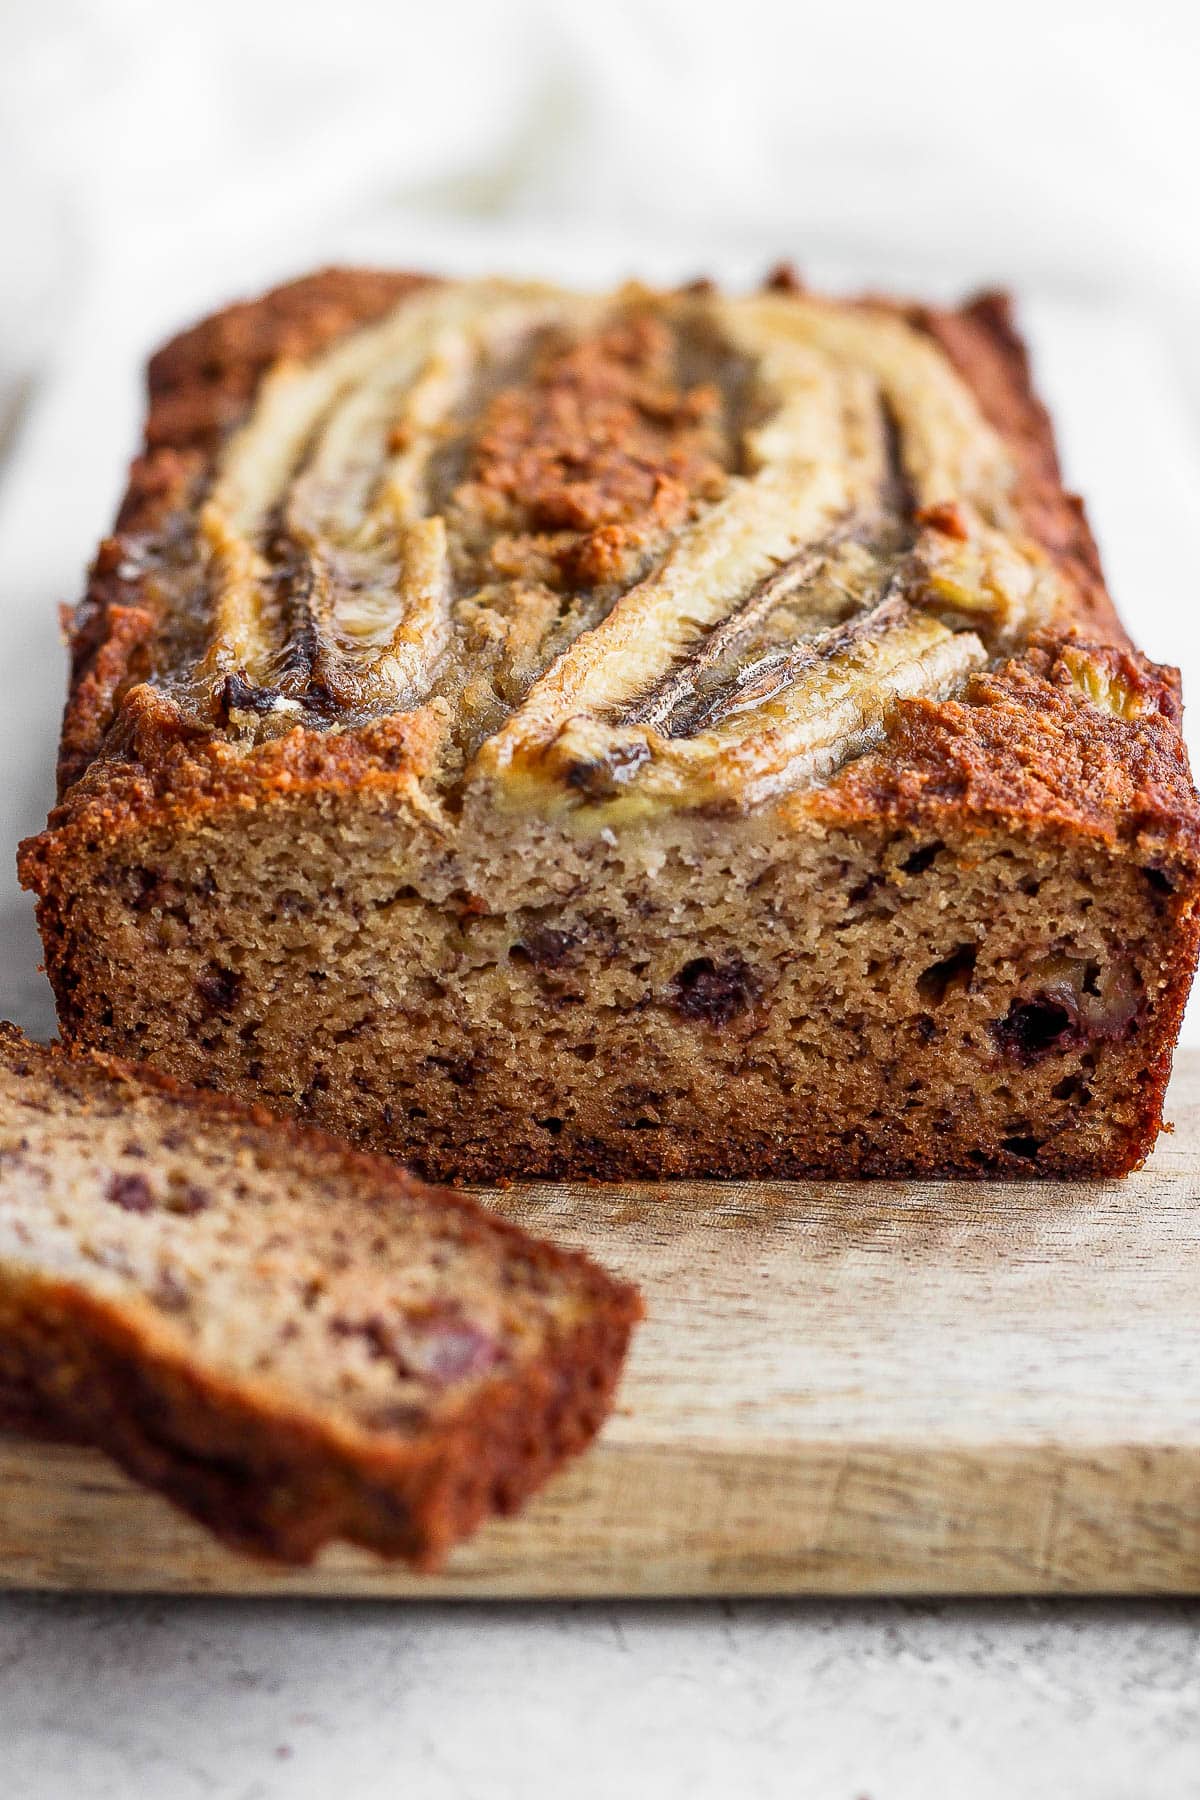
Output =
[{"x1": 0, "y1": 1025, "x2": 640, "y2": 1565}]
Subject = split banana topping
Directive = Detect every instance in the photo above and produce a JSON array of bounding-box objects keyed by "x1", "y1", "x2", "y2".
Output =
[{"x1": 156, "y1": 279, "x2": 1072, "y2": 817}]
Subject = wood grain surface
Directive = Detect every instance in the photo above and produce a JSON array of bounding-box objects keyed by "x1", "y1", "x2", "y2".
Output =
[{"x1": 3, "y1": 1057, "x2": 1200, "y2": 1598}]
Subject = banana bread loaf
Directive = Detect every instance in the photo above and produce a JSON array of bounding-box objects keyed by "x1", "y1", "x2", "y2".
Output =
[
  {"x1": 0, "y1": 1024, "x2": 639, "y2": 1564},
  {"x1": 20, "y1": 269, "x2": 1200, "y2": 1179}
]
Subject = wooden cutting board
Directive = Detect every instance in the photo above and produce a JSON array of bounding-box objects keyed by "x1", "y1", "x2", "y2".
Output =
[{"x1": 3, "y1": 1056, "x2": 1200, "y2": 1598}]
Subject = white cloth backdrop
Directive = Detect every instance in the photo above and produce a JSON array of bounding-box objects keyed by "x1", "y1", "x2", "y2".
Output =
[{"x1": 2, "y1": 0, "x2": 1200, "y2": 1036}]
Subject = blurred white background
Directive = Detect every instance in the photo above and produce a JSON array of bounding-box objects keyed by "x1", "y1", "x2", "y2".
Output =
[
  {"x1": 1, "y1": 0, "x2": 1199, "y2": 1034},
  {"x1": 4, "y1": 9, "x2": 1200, "y2": 1796},
  {"x1": 4, "y1": 0, "x2": 1200, "y2": 379}
]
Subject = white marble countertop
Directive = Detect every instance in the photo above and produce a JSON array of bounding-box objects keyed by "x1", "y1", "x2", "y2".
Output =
[{"x1": 2, "y1": 1594, "x2": 1199, "y2": 1797}]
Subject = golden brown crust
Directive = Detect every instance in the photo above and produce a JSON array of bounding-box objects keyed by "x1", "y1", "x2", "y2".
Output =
[
  {"x1": 0, "y1": 1026, "x2": 641, "y2": 1565},
  {"x1": 816, "y1": 638, "x2": 1199, "y2": 853}
]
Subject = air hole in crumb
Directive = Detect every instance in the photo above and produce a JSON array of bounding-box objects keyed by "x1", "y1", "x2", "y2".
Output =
[
  {"x1": 1143, "y1": 866, "x2": 1175, "y2": 895},
  {"x1": 1082, "y1": 961, "x2": 1102, "y2": 996},
  {"x1": 901, "y1": 841, "x2": 943, "y2": 876},
  {"x1": 1001, "y1": 1135, "x2": 1043, "y2": 1161},
  {"x1": 916, "y1": 944, "x2": 977, "y2": 1006},
  {"x1": 1052, "y1": 1075, "x2": 1092, "y2": 1104},
  {"x1": 538, "y1": 1117, "x2": 564, "y2": 1136}
]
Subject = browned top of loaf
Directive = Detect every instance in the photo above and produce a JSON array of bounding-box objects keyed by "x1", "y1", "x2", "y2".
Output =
[
  {"x1": 460, "y1": 311, "x2": 730, "y2": 591},
  {"x1": 26, "y1": 267, "x2": 1200, "y2": 873},
  {"x1": 814, "y1": 637, "x2": 1199, "y2": 859}
]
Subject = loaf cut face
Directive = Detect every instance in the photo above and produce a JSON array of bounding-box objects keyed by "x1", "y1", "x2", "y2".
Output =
[
  {"x1": 0, "y1": 1026, "x2": 639, "y2": 1563},
  {"x1": 21, "y1": 270, "x2": 1200, "y2": 1178}
]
